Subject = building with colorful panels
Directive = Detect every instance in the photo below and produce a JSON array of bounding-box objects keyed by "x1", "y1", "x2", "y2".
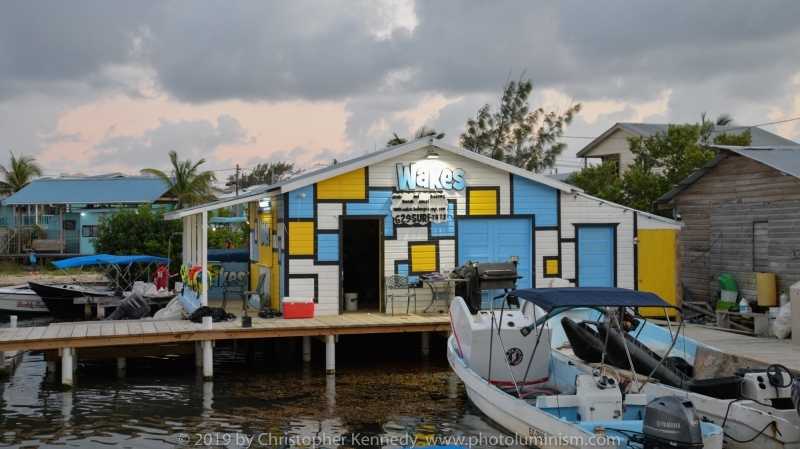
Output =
[{"x1": 167, "y1": 139, "x2": 682, "y2": 316}]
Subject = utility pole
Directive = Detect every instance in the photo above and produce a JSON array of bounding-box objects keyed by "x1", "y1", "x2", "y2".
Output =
[{"x1": 235, "y1": 164, "x2": 240, "y2": 196}]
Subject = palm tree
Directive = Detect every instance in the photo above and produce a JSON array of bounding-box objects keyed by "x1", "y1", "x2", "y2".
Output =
[
  {"x1": 700, "y1": 112, "x2": 735, "y2": 126},
  {"x1": 0, "y1": 152, "x2": 43, "y2": 196},
  {"x1": 386, "y1": 126, "x2": 446, "y2": 147},
  {"x1": 141, "y1": 151, "x2": 217, "y2": 209}
]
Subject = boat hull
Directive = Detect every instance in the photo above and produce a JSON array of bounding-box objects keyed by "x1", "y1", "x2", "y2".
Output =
[
  {"x1": 0, "y1": 285, "x2": 48, "y2": 314},
  {"x1": 448, "y1": 336, "x2": 723, "y2": 449},
  {"x1": 28, "y1": 282, "x2": 118, "y2": 321}
]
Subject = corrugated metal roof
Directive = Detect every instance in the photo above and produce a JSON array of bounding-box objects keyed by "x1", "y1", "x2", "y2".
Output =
[
  {"x1": 654, "y1": 146, "x2": 800, "y2": 204},
  {"x1": 2, "y1": 177, "x2": 172, "y2": 205},
  {"x1": 720, "y1": 146, "x2": 800, "y2": 179},
  {"x1": 576, "y1": 123, "x2": 798, "y2": 157},
  {"x1": 165, "y1": 138, "x2": 585, "y2": 219}
]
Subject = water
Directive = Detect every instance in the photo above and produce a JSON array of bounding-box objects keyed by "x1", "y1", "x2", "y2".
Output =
[{"x1": 1, "y1": 318, "x2": 524, "y2": 448}]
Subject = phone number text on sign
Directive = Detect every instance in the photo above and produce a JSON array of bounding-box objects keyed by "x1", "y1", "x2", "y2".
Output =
[{"x1": 393, "y1": 213, "x2": 448, "y2": 225}]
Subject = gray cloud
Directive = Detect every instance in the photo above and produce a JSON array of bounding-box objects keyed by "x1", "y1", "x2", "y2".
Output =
[
  {"x1": 91, "y1": 115, "x2": 249, "y2": 171},
  {"x1": 2, "y1": 0, "x2": 800, "y2": 172}
]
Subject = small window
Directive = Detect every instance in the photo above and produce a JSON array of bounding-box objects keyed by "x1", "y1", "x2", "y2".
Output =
[
  {"x1": 63, "y1": 220, "x2": 76, "y2": 231},
  {"x1": 82, "y1": 225, "x2": 99, "y2": 237}
]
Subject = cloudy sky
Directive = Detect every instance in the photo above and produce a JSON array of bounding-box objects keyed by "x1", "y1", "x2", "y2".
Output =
[{"x1": 2, "y1": 1, "x2": 800, "y2": 181}]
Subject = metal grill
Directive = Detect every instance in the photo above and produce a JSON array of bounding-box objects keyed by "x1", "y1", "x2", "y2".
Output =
[{"x1": 474, "y1": 262, "x2": 521, "y2": 290}]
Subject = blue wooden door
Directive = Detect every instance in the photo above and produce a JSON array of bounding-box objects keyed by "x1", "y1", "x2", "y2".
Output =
[
  {"x1": 458, "y1": 218, "x2": 532, "y2": 308},
  {"x1": 578, "y1": 226, "x2": 614, "y2": 287}
]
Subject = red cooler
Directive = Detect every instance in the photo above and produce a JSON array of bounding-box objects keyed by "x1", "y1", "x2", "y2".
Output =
[{"x1": 282, "y1": 297, "x2": 315, "y2": 319}]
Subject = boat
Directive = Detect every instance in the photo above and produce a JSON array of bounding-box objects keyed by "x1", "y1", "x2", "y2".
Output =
[
  {"x1": 511, "y1": 287, "x2": 800, "y2": 449},
  {"x1": 28, "y1": 281, "x2": 118, "y2": 320},
  {"x1": 28, "y1": 254, "x2": 176, "y2": 321},
  {"x1": 0, "y1": 284, "x2": 48, "y2": 314},
  {"x1": 447, "y1": 292, "x2": 724, "y2": 449}
]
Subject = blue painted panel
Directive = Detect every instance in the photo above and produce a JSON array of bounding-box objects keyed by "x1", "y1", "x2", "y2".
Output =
[
  {"x1": 578, "y1": 227, "x2": 614, "y2": 287},
  {"x1": 396, "y1": 263, "x2": 419, "y2": 284},
  {"x1": 458, "y1": 218, "x2": 532, "y2": 308},
  {"x1": 512, "y1": 175, "x2": 558, "y2": 226},
  {"x1": 317, "y1": 233, "x2": 339, "y2": 261},
  {"x1": 346, "y1": 190, "x2": 394, "y2": 237},
  {"x1": 430, "y1": 202, "x2": 455, "y2": 237},
  {"x1": 288, "y1": 185, "x2": 314, "y2": 218}
]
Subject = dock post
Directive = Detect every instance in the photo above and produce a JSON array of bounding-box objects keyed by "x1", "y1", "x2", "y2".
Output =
[
  {"x1": 421, "y1": 331, "x2": 430, "y2": 357},
  {"x1": 202, "y1": 316, "x2": 213, "y2": 381},
  {"x1": 302, "y1": 336, "x2": 311, "y2": 363},
  {"x1": 46, "y1": 361, "x2": 57, "y2": 376},
  {"x1": 0, "y1": 316, "x2": 13, "y2": 371},
  {"x1": 117, "y1": 357, "x2": 126, "y2": 377},
  {"x1": 61, "y1": 348, "x2": 73, "y2": 389},
  {"x1": 325, "y1": 334, "x2": 335, "y2": 375},
  {"x1": 195, "y1": 342, "x2": 202, "y2": 368}
]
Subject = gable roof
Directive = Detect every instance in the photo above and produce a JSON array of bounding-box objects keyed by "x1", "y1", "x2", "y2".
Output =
[
  {"x1": 654, "y1": 145, "x2": 800, "y2": 205},
  {"x1": 165, "y1": 138, "x2": 582, "y2": 219},
  {"x1": 576, "y1": 122, "x2": 798, "y2": 157},
  {"x1": 2, "y1": 176, "x2": 172, "y2": 205}
]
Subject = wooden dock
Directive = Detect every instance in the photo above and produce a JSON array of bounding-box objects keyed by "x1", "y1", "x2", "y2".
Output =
[
  {"x1": 0, "y1": 313, "x2": 452, "y2": 353},
  {"x1": 682, "y1": 325, "x2": 800, "y2": 373}
]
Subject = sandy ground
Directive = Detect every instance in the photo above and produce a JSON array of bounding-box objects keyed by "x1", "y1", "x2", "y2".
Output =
[{"x1": 0, "y1": 273, "x2": 107, "y2": 287}]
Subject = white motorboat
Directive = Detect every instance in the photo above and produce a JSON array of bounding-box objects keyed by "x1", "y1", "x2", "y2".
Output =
[
  {"x1": 448, "y1": 294, "x2": 723, "y2": 449},
  {"x1": 531, "y1": 289, "x2": 800, "y2": 449},
  {"x1": 0, "y1": 284, "x2": 48, "y2": 314}
]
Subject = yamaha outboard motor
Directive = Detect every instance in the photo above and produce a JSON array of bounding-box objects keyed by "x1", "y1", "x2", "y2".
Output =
[
  {"x1": 105, "y1": 292, "x2": 149, "y2": 320},
  {"x1": 641, "y1": 396, "x2": 703, "y2": 449}
]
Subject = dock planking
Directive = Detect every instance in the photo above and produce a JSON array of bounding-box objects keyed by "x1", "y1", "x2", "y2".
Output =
[
  {"x1": 681, "y1": 325, "x2": 800, "y2": 373},
  {"x1": 0, "y1": 313, "x2": 452, "y2": 352}
]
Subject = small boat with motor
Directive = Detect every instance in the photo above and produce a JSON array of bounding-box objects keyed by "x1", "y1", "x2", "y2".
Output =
[
  {"x1": 0, "y1": 284, "x2": 48, "y2": 314},
  {"x1": 28, "y1": 254, "x2": 177, "y2": 321},
  {"x1": 448, "y1": 291, "x2": 724, "y2": 449},
  {"x1": 505, "y1": 287, "x2": 800, "y2": 449}
]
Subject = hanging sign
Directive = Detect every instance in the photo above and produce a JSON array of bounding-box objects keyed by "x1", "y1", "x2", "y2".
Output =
[{"x1": 390, "y1": 191, "x2": 449, "y2": 226}]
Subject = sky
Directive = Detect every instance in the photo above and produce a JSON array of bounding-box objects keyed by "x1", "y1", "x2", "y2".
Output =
[{"x1": 2, "y1": 1, "x2": 800, "y2": 183}]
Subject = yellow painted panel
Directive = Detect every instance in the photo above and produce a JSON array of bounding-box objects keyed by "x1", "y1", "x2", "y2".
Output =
[
  {"x1": 317, "y1": 168, "x2": 366, "y2": 200},
  {"x1": 638, "y1": 229, "x2": 677, "y2": 318},
  {"x1": 288, "y1": 222, "x2": 315, "y2": 255},
  {"x1": 257, "y1": 212, "x2": 273, "y2": 266},
  {"x1": 469, "y1": 189, "x2": 497, "y2": 215},
  {"x1": 546, "y1": 259, "x2": 559, "y2": 275},
  {"x1": 410, "y1": 244, "x2": 437, "y2": 273}
]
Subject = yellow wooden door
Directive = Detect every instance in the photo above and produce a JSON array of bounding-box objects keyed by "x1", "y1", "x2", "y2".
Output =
[{"x1": 638, "y1": 229, "x2": 678, "y2": 318}]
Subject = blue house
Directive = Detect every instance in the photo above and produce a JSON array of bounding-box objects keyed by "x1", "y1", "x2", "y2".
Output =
[{"x1": 2, "y1": 176, "x2": 175, "y2": 254}]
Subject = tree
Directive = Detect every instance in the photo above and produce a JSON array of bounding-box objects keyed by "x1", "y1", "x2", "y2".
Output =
[
  {"x1": 92, "y1": 204, "x2": 183, "y2": 278},
  {"x1": 701, "y1": 111, "x2": 735, "y2": 126},
  {"x1": 385, "y1": 125, "x2": 446, "y2": 148},
  {"x1": 566, "y1": 162, "x2": 625, "y2": 205},
  {"x1": 568, "y1": 121, "x2": 752, "y2": 215},
  {"x1": 141, "y1": 150, "x2": 217, "y2": 209},
  {"x1": 460, "y1": 76, "x2": 581, "y2": 173},
  {"x1": 0, "y1": 152, "x2": 43, "y2": 196},
  {"x1": 226, "y1": 161, "x2": 302, "y2": 189}
]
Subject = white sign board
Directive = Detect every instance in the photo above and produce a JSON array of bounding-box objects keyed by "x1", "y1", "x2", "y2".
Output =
[{"x1": 390, "y1": 191, "x2": 449, "y2": 226}]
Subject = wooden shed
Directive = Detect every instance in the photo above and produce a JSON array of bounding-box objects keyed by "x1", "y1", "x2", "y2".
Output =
[{"x1": 655, "y1": 145, "x2": 800, "y2": 304}]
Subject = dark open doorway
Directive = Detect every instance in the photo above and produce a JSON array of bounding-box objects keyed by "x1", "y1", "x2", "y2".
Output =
[{"x1": 341, "y1": 217, "x2": 382, "y2": 313}]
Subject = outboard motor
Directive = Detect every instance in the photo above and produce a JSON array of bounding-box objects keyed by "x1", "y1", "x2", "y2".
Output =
[
  {"x1": 105, "y1": 292, "x2": 149, "y2": 320},
  {"x1": 641, "y1": 396, "x2": 703, "y2": 449}
]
